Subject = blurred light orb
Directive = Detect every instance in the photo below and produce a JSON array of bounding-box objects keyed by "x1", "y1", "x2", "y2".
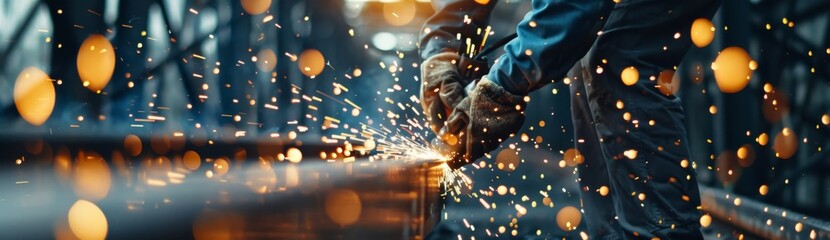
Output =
[
  {"x1": 759, "y1": 184, "x2": 769, "y2": 196},
  {"x1": 183, "y1": 150, "x2": 201, "y2": 171},
  {"x1": 325, "y1": 189, "x2": 362, "y2": 226},
  {"x1": 542, "y1": 197, "x2": 553, "y2": 207},
  {"x1": 762, "y1": 91, "x2": 789, "y2": 123},
  {"x1": 623, "y1": 149, "x2": 638, "y2": 160},
  {"x1": 563, "y1": 148, "x2": 584, "y2": 167},
  {"x1": 556, "y1": 206, "x2": 582, "y2": 231},
  {"x1": 657, "y1": 70, "x2": 680, "y2": 96},
  {"x1": 240, "y1": 0, "x2": 271, "y2": 15},
  {"x1": 213, "y1": 157, "x2": 230, "y2": 176},
  {"x1": 256, "y1": 48, "x2": 277, "y2": 72},
  {"x1": 382, "y1": 0, "x2": 416, "y2": 26},
  {"x1": 691, "y1": 18, "x2": 715, "y2": 48},
  {"x1": 286, "y1": 147, "x2": 303, "y2": 163},
  {"x1": 74, "y1": 151, "x2": 112, "y2": 201},
  {"x1": 68, "y1": 199, "x2": 108, "y2": 240},
  {"x1": 151, "y1": 135, "x2": 172, "y2": 154},
  {"x1": 443, "y1": 134, "x2": 459, "y2": 146},
  {"x1": 598, "y1": 186, "x2": 610, "y2": 196},
  {"x1": 773, "y1": 128, "x2": 798, "y2": 159},
  {"x1": 364, "y1": 139, "x2": 376, "y2": 150},
  {"x1": 822, "y1": 114, "x2": 830, "y2": 125},
  {"x1": 712, "y1": 47, "x2": 753, "y2": 93},
  {"x1": 474, "y1": 0, "x2": 490, "y2": 4},
  {"x1": 749, "y1": 60, "x2": 759, "y2": 70},
  {"x1": 497, "y1": 185, "x2": 508, "y2": 195},
  {"x1": 620, "y1": 66, "x2": 639, "y2": 86},
  {"x1": 716, "y1": 150, "x2": 742, "y2": 184},
  {"x1": 495, "y1": 148, "x2": 520, "y2": 171},
  {"x1": 124, "y1": 134, "x2": 142, "y2": 157},
  {"x1": 77, "y1": 34, "x2": 115, "y2": 92},
  {"x1": 14, "y1": 67, "x2": 55, "y2": 126},
  {"x1": 736, "y1": 144, "x2": 755, "y2": 167},
  {"x1": 372, "y1": 32, "x2": 397, "y2": 51},
  {"x1": 298, "y1": 49, "x2": 325, "y2": 77},
  {"x1": 757, "y1": 133, "x2": 769, "y2": 146},
  {"x1": 737, "y1": 147, "x2": 748, "y2": 159},
  {"x1": 700, "y1": 214, "x2": 712, "y2": 228}
]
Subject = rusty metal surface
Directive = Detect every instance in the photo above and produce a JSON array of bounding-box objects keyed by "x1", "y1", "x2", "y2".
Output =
[
  {"x1": 4, "y1": 135, "x2": 829, "y2": 239},
  {"x1": 0, "y1": 136, "x2": 444, "y2": 239}
]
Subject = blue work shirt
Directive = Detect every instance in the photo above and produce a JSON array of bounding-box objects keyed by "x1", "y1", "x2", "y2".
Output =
[{"x1": 420, "y1": 0, "x2": 613, "y2": 95}]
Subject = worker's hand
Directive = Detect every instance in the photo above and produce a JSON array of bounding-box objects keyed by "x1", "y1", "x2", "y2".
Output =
[
  {"x1": 437, "y1": 76, "x2": 526, "y2": 169},
  {"x1": 420, "y1": 52, "x2": 466, "y2": 135}
]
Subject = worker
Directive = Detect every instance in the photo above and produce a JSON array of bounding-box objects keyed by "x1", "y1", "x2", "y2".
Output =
[{"x1": 419, "y1": 0, "x2": 723, "y2": 238}]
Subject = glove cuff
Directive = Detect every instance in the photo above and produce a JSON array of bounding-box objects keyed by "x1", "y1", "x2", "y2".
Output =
[
  {"x1": 474, "y1": 77, "x2": 526, "y2": 106},
  {"x1": 421, "y1": 52, "x2": 460, "y2": 71}
]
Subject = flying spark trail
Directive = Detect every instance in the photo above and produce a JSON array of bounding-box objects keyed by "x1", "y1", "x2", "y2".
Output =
[{"x1": 304, "y1": 75, "x2": 473, "y2": 195}]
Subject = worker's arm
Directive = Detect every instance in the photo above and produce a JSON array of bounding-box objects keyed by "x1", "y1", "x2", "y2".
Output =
[
  {"x1": 419, "y1": 0, "x2": 497, "y2": 136},
  {"x1": 489, "y1": 0, "x2": 614, "y2": 95},
  {"x1": 436, "y1": 0, "x2": 614, "y2": 167},
  {"x1": 419, "y1": 0, "x2": 498, "y2": 60}
]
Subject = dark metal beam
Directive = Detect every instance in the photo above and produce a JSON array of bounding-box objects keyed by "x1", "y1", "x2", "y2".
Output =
[
  {"x1": 0, "y1": 1, "x2": 41, "y2": 71},
  {"x1": 768, "y1": 144, "x2": 830, "y2": 195},
  {"x1": 701, "y1": 185, "x2": 830, "y2": 239}
]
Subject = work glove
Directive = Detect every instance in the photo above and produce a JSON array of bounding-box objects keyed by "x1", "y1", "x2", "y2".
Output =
[
  {"x1": 420, "y1": 52, "x2": 467, "y2": 134},
  {"x1": 437, "y1": 76, "x2": 526, "y2": 169}
]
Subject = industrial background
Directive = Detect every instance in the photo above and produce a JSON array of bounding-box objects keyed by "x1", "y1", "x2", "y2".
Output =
[{"x1": 0, "y1": 0, "x2": 828, "y2": 239}]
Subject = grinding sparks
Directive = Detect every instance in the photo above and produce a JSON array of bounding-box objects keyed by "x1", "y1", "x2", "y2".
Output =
[{"x1": 1, "y1": 4, "x2": 826, "y2": 239}]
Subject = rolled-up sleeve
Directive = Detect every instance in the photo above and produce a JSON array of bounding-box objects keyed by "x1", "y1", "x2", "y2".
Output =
[
  {"x1": 419, "y1": 0, "x2": 498, "y2": 60},
  {"x1": 489, "y1": 0, "x2": 613, "y2": 95}
]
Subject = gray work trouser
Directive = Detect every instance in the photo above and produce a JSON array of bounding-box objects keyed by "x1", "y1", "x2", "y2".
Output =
[
  {"x1": 569, "y1": 0, "x2": 722, "y2": 239},
  {"x1": 570, "y1": 62, "x2": 702, "y2": 239}
]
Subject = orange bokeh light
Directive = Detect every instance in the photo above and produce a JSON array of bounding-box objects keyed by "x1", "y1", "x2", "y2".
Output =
[
  {"x1": 256, "y1": 48, "x2": 277, "y2": 72},
  {"x1": 563, "y1": 148, "x2": 584, "y2": 167},
  {"x1": 620, "y1": 66, "x2": 639, "y2": 86},
  {"x1": 325, "y1": 189, "x2": 362, "y2": 227},
  {"x1": 68, "y1": 199, "x2": 108, "y2": 240},
  {"x1": 74, "y1": 151, "x2": 112, "y2": 201},
  {"x1": 183, "y1": 150, "x2": 202, "y2": 171},
  {"x1": 773, "y1": 128, "x2": 798, "y2": 159},
  {"x1": 298, "y1": 49, "x2": 325, "y2": 77},
  {"x1": 382, "y1": 0, "x2": 416, "y2": 27},
  {"x1": 286, "y1": 147, "x2": 303, "y2": 163},
  {"x1": 556, "y1": 206, "x2": 582, "y2": 231},
  {"x1": 77, "y1": 34, "x2": 115, "y2": 92},
  {"x1": 124, "y1": 134, "x2": 142, "y2": 157},
  {"x1": 712, "y1": 47, "x2": 753, "y2": 93},
  {"x1": 496, "y1": 148, "x2": 520, "y2": 171},
  {"x1": 241, "y1": 0, "x2": 271, "y2": 15},
  {"x1": 14, "y1": 67, "x2": 55, "y2": 126},
  {"x1": 691, "y1": 18, "x2": 715, "y2": 48}
]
